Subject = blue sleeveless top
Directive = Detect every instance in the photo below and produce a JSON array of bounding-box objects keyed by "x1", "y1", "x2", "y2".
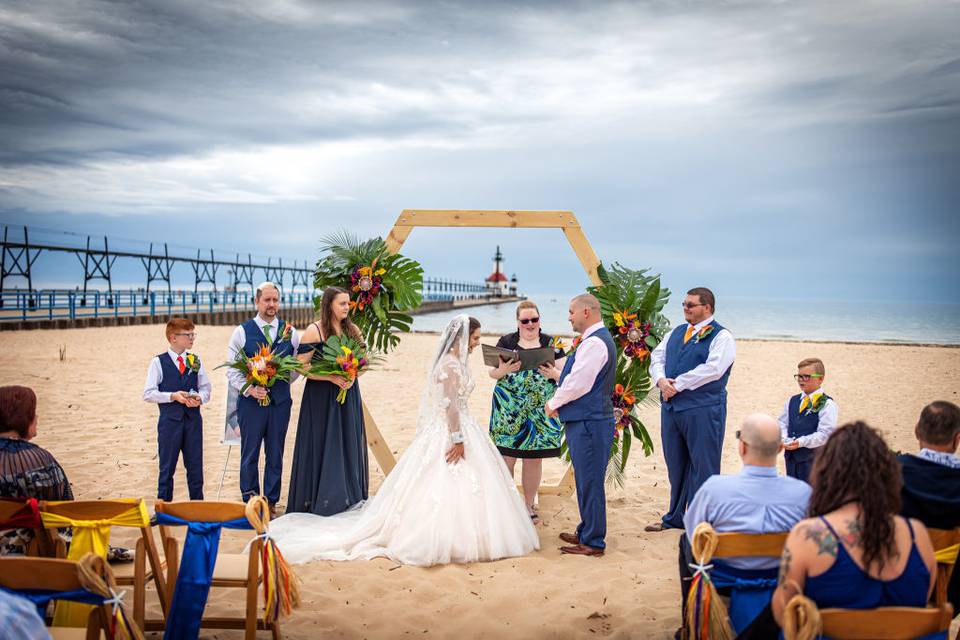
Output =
[{"x1": 805, "y1": 516, "x2": 930, "y2": 609}]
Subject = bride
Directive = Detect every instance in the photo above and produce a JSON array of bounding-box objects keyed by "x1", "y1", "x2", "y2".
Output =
[{"x1": 270, "y1": 314, "x2": 540, "y2": 566}]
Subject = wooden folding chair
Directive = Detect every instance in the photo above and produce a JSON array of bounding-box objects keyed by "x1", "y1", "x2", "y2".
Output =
[
  {"x1": 0, "y1": 497, "x2": 57, "y2": 556},
  {"x1": 712, "y1": 530, "x2": 789, "y2": 560},
  {"x1": 155, "y1": 500, "x2": 280, "y2": 640},
  {"x1": 783, "y1": 599, "x2": 954, "y2": 640},
  {"x1": 0, "y1": 556, "x2": 112, "y2": 640},
  {"x1": 928, "y1": 527, "x2": 960, "y2": 607},
  {"x1": 38, "y1": 500, "x2": 168, "y2": 630}
]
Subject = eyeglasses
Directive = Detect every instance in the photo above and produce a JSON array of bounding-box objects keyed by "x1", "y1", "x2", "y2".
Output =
[
  {"x1": 681, "y1": 302, "x2": 705, "y2": 310},
  {"x1": 793, "y1": 374, "x2": 823, "y2": 381},
  {"x1": 735, "y1": 430, "x2": 751, "y2": 446},
  {"x1": 174, "y1": 332, "x2": 197, "y2": 339},
  {"x1": 519, "y1": 317, "x2": 540, "y2": 325}
]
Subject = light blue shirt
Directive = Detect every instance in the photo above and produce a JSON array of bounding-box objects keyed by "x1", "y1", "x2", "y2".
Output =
[
  {"x1": 684, "y1": 465, "x2": 811, "y2": 570},
  {"x1": 0, "y1": 589, "x2": 52, "y2": 640}
]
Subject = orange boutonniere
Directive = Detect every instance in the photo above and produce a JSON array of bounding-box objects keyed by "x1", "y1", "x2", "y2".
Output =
[{"x1": 693, "y1": 325, "x2": 714, "y2": 344}]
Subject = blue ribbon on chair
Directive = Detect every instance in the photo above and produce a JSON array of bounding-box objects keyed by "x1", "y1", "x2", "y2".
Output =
[
  {"x1": 0, "y1": 585, "x2": 105, "y2": 620},
  {"x1": 707, "y1": 561, "x2": 779, "y2": 634},
  {"x1": 155, "y1": 513, "x2": 252, "y2": 640}
]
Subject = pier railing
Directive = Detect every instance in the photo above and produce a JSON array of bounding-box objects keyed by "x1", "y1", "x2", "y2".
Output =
[{"x1": 0, "y1": 289, "x2": 314, "y2": 322}]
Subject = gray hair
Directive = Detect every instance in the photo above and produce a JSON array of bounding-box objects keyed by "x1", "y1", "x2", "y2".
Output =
[
  {"x1": 740, "y1": 413, "x2": 782, "y2": 458},
  {"x1": 255, "y1": 281, "x2": 279, "y2": 300},
  {"x1": 570, "y1": 293, "x2": 600, "y2": 312}
]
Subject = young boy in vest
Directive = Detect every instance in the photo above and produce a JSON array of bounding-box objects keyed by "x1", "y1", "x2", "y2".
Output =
[
  {"x1": 778, "y1": 357, "x2": 838, "y2": 483},
  {"x1": 142, "y1": 317, "x2": 211, "y2": 501}
]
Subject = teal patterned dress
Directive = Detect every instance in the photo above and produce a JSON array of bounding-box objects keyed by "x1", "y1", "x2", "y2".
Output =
[{"x1": 489, "y1": 332, "x2": 564, "y2": 458}]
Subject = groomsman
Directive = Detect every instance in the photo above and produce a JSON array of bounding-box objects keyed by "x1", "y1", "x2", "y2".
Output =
[
  {"x1": 646, "y1": 287, "x2": 735, "y2": 532},
  {"x1": 226, "y1": 282, "x2": 299, "y2": 514}
]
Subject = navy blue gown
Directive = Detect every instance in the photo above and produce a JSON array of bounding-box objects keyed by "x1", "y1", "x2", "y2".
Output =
[{"x1": 286, "y1": 340, "x2": 369, "y2": 515}]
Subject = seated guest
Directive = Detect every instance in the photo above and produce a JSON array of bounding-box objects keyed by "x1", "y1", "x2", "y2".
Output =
[
  {"x1": 772, "y1": 421, "x2": 937, "y2": 627},
  {"x1": 897, "y1": 400, "x2": 960, "y2": 613},
  {"x1": 680, "y1": 413, "x2": 810, "y2": 635},
  {"x1": 0, "y1": 385, "x2": 72, "y2": 555}
]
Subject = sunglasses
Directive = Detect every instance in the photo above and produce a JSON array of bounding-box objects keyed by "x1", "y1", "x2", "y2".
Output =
[
  {"x1": 681, "y1": 302, "x2": 705, "y2": 310},
  {"x1": 519, "y1": 317, "x2": 540, "y2": 325}
]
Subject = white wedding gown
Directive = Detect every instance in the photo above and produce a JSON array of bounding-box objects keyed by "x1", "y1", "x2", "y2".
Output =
[{"x1": 270, "y1": 317, "x2": 540, "y2": 566}]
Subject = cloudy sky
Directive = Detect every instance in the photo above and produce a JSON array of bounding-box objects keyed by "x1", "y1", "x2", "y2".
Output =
[{"x1": 1, "y1": 0, "x2": 958, "y2": 301}]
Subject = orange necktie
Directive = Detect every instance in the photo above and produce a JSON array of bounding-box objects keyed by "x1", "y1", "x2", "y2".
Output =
[
  {"x1": 683, "y1": 325, "x2": 697, "y2": 344},
  {"x1": 177, "y1": 355, "x2": 186, "y2": 374}
]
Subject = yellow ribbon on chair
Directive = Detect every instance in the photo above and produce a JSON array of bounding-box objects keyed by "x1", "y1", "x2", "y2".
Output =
[
  {"x1": 41, "y1": 498, "x2": 150, "y2": 627},
  {"x1": 935, "y1": 542, "x2": 959, "y2": 565}
]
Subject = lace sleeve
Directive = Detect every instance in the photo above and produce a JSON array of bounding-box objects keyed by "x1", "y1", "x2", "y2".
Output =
[{"x1": 437, "y1": 358, "x2": 464, "y2": 434}]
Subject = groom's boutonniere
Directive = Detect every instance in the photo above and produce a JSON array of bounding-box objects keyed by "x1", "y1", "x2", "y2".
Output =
[
  {"x1": 693, "y1": 325, "x2": 714, "y2": 344},
  {"x1": 277, "y1": 324, "x2": 293, "y2": 344},
  {"x1": 185, "y1": 353, "x2": 201, "y2": 374}
]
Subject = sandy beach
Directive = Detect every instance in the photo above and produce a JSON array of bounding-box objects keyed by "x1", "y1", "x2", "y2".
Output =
[{"x1": 1, "y1": 324, "x2": 958, "y2": 638}]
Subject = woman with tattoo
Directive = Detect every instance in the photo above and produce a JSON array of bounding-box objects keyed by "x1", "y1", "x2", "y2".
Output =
[{"x1": 771, "y1": 421, "x2": 937, "y2": 625}]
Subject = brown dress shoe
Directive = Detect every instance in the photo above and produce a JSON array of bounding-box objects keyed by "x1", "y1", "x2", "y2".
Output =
[
  {"x1": 644, "y1": 522, "x2": 666, "y2": 532},
  {"x1": 559, "y1": 544, "x2": 604, "y2": 557},
  {"x1": 559, "y1": 532, "x2": 580, "y2": 545}
]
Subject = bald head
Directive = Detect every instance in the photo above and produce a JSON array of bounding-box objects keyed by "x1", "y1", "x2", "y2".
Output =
[
  {"x1": 568, "y1": 293, "x2": 602, "y2": 333},
  {"x1": 739, "y1": 413, "x2": 782, "y2": 464}
]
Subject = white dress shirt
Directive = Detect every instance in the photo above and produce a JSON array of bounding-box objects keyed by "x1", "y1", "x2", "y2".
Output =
[
  {"x1": 777, "y1": 391, "x2": 839, "y2": 449},
  {"x1": 226, "y1": 316, "x2": 301, "y2": 395},
  {"x1": 546, "y1": 321, "x2": 609, "y2": 412},
  {"x1": 649, "y1": 316, "x2": 736, "y2": 393},
  {"x1": 143, "y1": 349, "x2": 212, "y2": 404}
]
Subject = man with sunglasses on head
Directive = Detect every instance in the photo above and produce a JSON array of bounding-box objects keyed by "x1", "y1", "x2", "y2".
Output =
[
  {"x1": 777, "y1": 357, "x2": 838, "y2": 483},
  {"x1": 646, "y1": 287, "x2": 736, "y2": 532}
]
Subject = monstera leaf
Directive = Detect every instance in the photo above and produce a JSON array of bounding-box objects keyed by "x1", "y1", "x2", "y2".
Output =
[{"x1": 314, "y1": 231, "x2": 424, "y2": 353}]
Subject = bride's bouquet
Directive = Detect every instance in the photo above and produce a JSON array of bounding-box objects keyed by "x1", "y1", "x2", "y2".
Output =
[
  {"x1": 306, "y1": 335, "x2": 379, "y2": 403},
  {"x1": 219, "y1": 346, "x2": 302, "y2": 407}
]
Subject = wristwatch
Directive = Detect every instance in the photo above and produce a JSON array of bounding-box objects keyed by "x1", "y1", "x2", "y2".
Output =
[{"x1": 450, "y1": 431, "x2": 465, "y2": 444}]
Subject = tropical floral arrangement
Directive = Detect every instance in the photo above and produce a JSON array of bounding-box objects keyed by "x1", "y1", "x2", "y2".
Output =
[
  {"x1": 307, "y1": 335, "x2": 380, "y2": 404},
  {"x1": 559, "y1": 262, "x2": 671, "y2": 487},
  {"x1": 218, "y1": 347, "x2": 302, "y2": 407},
  {"x1": 184, "y1": 352, "x2": 201, "y2": 374},
  {"x1": 314, "y1": 232, "x2": 424, "y2": 353}
]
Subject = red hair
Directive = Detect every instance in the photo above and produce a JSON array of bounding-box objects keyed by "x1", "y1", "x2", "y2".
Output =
[
  {"x1": 0, "y1": 386, "x2": 37, "y2": 438},
  {"x1": 165, "y1": 317, "x2": 195, "y2": 340}
]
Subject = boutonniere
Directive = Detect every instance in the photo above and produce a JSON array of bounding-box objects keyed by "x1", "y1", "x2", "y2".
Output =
[
  {"x1": 693, "y1": 325, "x2": 714, "y2": 344},
  {"x1": 799, "y1": 393, "x2": 827, "y2": 415},
  {"x1": 185, "y1": 353, "x2": 201, "y2": 374},
  {"x1": 567, "y1": 336, "x2": 583, "y2": 356},
  {"x1": 277, "y1": 324, "x2": 293, "y2": 344}
]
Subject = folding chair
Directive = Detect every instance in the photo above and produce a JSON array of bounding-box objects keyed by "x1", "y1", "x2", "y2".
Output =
[
  {"x1": 155, "y1": 499, "x2": 285, "y2": 639},
  {"x1": 783, "y1": 597, "x2": 954, "y2": 640},
  {"x1": 0, "y1": 497, "x2": 56, "y2": 556},
  {"x1": 0, "y1": 556, "x2": 119, "y2": 640},
  {"x1": 39, "y1": 499, "x2": 167, "y2": 630},
  {"x1": 928, "y1": 527, "x2": 960, "y2": 607}
]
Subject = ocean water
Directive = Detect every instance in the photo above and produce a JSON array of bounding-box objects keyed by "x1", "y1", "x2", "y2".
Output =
[{"x1": 411, "y1": 295, "x2": 960, "y2": 345}]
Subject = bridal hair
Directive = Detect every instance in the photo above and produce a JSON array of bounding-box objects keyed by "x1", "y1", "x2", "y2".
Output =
[
  {"x1": 255, "y1": 281, "x2": 279, "y2": 300},
  {"x1": 320, "y1": 286, "x2": 364, "y2": 344},
  {"x1": 0, "y1": 385, "x2": 37, "y2": 438},
  {"x1": 449, "y1": 316, "x2": 481, "y2": 348}
]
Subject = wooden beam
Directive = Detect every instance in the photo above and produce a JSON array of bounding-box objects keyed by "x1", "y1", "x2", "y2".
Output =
[
  {"x1": 363, "y1": 401, "x2": 397, "y2": 476},
  {"x1": 385, "y1": 224, "x2": 413, "y2": 255},
  {"x1": 563, "y1": 226, "x2": 603, "y2": 286},
  {"x1": 395, "y1": 210, "x2": 579, "y2": 228}
]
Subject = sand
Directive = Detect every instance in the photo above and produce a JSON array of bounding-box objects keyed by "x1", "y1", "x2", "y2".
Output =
[{"x1": 1, "y1": 324, "x2": 958, "y2": 638}]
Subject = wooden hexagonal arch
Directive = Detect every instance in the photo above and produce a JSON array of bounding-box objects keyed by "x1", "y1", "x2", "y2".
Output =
[{"x1": 362, "y1": 210, "x2": 602, "y2": 497}]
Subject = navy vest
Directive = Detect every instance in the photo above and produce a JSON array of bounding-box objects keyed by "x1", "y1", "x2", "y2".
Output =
[
  {"x1": 663, "y1": 320, "x2": 732, "y2": 412},
  {"x1": 240, "y1": 318, "x2": 293, "y2": 406},
  {"x1": 557, "y1": 326, "x2": 616, "y2": 422},
  {"x1": 157, "y1": 352, "x2": 201, "y2": 422},
  {"x1": 787, "y1": 393, "x2": 831, "y2": 439}
]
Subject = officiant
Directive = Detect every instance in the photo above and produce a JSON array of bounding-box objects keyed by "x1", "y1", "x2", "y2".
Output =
[{"x1": 488, "y1": 300, "x2": 565, "y2": 522}]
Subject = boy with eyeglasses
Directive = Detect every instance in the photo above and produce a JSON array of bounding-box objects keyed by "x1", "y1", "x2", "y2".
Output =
[
  {"x1": 142, "y1": 317, "x2": 211, "y2": 500},
  {"x1": 777, "y1": 357, "x2": 838, "y2": 483}
]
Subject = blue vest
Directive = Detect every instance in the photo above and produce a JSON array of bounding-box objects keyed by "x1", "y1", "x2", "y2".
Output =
[
  {"x1": 557, "y1": 326, "x2": 616, "y2": 422},
  {"x1": 787, "y1": 393, "x2": 831, "y2": 439},
  {"x1": 663, "y1": 320, "x2": 732, "y2": 412},
  {"x1": 240, "y1": 318, "x2": 293, "y2": 406},
  {"x1": 156, "y1": 352, "x2": 201, "y2": 422}
]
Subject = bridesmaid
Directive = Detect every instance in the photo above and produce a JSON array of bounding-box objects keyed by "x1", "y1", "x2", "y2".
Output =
[
  {"x1": 286, "y1": 286, "x2": 369, "y2": 515},
  {"x1": 488, "y1": 300, "x2": 565, "y2": 523}
]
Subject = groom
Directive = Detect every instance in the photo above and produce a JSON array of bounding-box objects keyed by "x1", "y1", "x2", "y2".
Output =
[{"x1": 545, "y1": 293, "x2": 616, "y2": 557}]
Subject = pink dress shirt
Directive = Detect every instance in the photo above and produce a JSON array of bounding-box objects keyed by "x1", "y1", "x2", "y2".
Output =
[{"x1": 546, "y1": 321, "x2": 609, "y2": 412}]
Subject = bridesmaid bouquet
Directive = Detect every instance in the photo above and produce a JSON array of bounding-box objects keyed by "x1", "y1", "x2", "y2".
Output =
[
  {"x1": 219, "y1": 346, "x2": 302, "y2": 407},
  {"x1": 306, "y1": 335, "x2": 379, "y2": 404}
]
